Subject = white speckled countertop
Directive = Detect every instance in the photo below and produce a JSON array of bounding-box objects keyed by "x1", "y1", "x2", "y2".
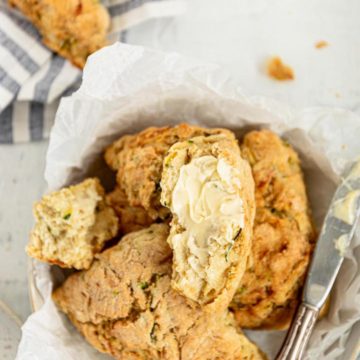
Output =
[{"x1": 0, "y1": 0, "x2": 359, "y2": 358}]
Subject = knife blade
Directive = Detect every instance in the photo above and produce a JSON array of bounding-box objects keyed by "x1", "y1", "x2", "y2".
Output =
[
  {"x1": 303, "y1": 160, "x2": 360, "y2": 308},
  {"x1": 276, "y1": 160, "x2": 360, "y2": 360}
]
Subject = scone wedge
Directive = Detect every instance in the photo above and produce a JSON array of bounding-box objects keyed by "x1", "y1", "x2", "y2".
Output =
[
  {"x1": 53, "y1": 224, "x2": 266, "y2": 360},
  {"x1": 160, "y1": 134, "x2": 255, "y2": 308},
  {"x1": 27, "y1": 178, "x2": 118, "y2": 270},
  {"x1": 230, "y1": 130, "x2": 316, "y2": 329},
  {"x1": 9, "y1": 0, "x2": 110, "y2": 68}
]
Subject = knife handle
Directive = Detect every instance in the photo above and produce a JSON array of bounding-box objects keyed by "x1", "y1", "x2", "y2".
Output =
[{"x1": 276, "y1": 303, "x2": 319, "y2": 360}]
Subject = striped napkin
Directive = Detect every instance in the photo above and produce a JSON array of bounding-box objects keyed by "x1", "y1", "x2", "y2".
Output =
[{"x1": 0, "y1": 0, "x2": 185, "y2": 143}]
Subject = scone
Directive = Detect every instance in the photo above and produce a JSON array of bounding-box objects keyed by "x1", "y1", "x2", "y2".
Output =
[
  {"x1": 53, "y1": 224, "x2": 265, "y2": 360},
  {"x1": 160, "y1": 134, "x2": 255, "y2": 307},
  {"x1": 104, "y1": 124, "x2": 234, "y2": 221},
  {"x1": 106, "y1": 186, "x2": 155, "y2": 234},
  {"x1": 27, "y1": 178, "x2": 118, "y2": 270},
  {"x1": 230, "y1": 130, "x2": 316, "y2": 329},
  {"x1": 9, "y1": 0, "x2": 110, "y2": 68}
]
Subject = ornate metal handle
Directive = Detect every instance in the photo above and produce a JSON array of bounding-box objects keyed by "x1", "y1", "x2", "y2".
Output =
[{"x1": 276, "y1": 303, "x2": 319, "y2": 360}]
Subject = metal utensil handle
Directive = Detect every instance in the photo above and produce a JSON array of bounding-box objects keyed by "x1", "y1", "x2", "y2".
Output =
[{"x1": 276, "y1": 303, "x2": 319, "y2": 360}]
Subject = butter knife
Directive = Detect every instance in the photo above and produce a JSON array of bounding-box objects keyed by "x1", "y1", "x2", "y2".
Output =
[{"x1": 276, "y1": 160, "x2": 360, "y2": 360}]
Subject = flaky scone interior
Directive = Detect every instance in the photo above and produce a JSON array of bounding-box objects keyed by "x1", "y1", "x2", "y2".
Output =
[{"x1": 27, "y1": 178, "x2": 118, "y2": 270}]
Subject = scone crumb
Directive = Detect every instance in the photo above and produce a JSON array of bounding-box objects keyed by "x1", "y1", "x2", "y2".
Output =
[
  {"x1": 315, "y1": 40, "x2": 329, "y2": 49},
  {"x1": 267, "y1": 56, "x2": 294, "y2": 81}
]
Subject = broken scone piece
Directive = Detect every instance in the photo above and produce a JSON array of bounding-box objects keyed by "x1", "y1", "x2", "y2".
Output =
[
  {"x1": 27, "y1": 178, "x2": 118, "y2": 270},
  {"x1": 53, "y1": 224, "x2": 265, "y2": 360},
  {"x1": 160, "y1": 134, "x2": 255, "y2": 307}
]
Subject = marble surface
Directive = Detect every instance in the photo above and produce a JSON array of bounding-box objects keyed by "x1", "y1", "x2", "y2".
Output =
[
  {"x1": 0, "y1": 0, "x2": 359, "y2": 358},
  {"x1": 0, "y1": 143, "x2": 47, "y2": 322},
  {"x1": 128, "y1": 0, "x2": 360, "y2": 110}
]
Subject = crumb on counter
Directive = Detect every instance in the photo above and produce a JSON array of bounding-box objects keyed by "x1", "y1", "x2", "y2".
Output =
[
  {"x1": 230, "y1": 130, "x2": 316, "y2": 329},
  {"x1": 315, "y1": 41, "x2": 329, "y2": 49},
  {"x1": 266, "y1": 56, "x2": 294, "y2": 81}
]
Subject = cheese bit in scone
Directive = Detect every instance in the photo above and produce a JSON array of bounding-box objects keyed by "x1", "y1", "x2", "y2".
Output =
[
  {"x1": 9, "y1": 0, "x2": 110, "y2": 68},
  {"x1": 53, "y1": 224, "x2": 266, "y2": 360},
  {"x1": 27, "y1": 178, "x2": 118, "y2": 270},
  {"x1": 160, "y1": 134, "x2": 255, "y2": 307}
]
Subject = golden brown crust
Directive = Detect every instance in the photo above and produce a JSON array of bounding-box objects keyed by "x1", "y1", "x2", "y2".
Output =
[
  {"x1": 53, "y1": 224, "x2": 266, "y2": 360},
  {"x1": 230, "y1": 130, "x2": 316, "y2": 329},
  {"x1": 9, "y1": 0, "x2": 110, "y2": 68},
  {"x1": 106, "y1": 186, "x2": 156, "y2": 235},
  {"x1": 104, "y1": 124, "x2": 234, "y2": 220}
]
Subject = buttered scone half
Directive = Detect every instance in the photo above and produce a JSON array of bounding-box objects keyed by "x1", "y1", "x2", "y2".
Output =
[
  {"x1": 53, "y1": 224, "x2": 266, "y2": 360},
  {"x1": 9, "y1": 0, "x2": 110, "y2": 68},
  {"x1": 230, "y1": 130, "x2": 316, "y2": 329},
  {"x1": 160, "y1": 134, "x2": 255, "y2": 307},
  {"x1": 104, "y1": 123, "x2": 234, "y2": 222},
  {"x1": 27, "y1": 178, "x2": 118, "y2": 270}
]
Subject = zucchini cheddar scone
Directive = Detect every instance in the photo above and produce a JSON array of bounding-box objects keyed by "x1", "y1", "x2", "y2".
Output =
[
  {"x1": 9, "y1": 0, "x2": 110, "y2": 68},
  {"x1": 27, "y1": 178, "x2": 118, "y2": 270},
  {"x1": 104, "y1": 124, "x2": 234, "y2": 223},
  {"x1": 53, "y1": 224, "x2": 265, "y2": 360},
  {"x1": 160, "y1": 134, "x2": 255, "y2": 307},
  {"x1": 230, "y1": 130, "x2": 316, "y2": 329}
]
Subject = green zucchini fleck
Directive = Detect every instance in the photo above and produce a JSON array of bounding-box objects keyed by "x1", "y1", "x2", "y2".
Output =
[
  {"x1": 139, "y1": 282, "x2": 149, "y2": 290},
  {"x1": 63, "y1": 212, "x2": 72, "y2": 220}
]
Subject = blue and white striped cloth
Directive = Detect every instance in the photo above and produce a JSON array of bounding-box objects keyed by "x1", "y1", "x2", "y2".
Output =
[{"x1": 0, "y1": 0, "x2": 185, "y2": 143}]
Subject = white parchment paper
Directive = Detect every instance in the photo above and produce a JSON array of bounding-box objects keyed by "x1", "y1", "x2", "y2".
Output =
[{"x1": 17, "y1": 43, "x2": 360, "y2": 360}]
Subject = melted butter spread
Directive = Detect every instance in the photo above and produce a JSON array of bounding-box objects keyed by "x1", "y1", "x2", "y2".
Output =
[
  {"x1": 333, "y1": 190, "x2": 360, "y2": 224},
  {"x1": 348, "y1": 160, "x2": 360, "y2": 180},
  {"x1": 169, "y1": 155, "x2": 244, "y2": 298},
  {"x1": 334, "y1": 234, "x2": 349, "y2": 257}
]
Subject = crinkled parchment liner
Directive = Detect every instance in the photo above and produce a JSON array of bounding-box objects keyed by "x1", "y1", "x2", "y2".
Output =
[{"x1": 20, "y1": 43, "x2": 360, "y2": 360}]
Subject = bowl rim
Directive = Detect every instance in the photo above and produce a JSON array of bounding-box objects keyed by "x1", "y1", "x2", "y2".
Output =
[{"x1": 28, "y1": 258, "x2": 43, "y2": 312}]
